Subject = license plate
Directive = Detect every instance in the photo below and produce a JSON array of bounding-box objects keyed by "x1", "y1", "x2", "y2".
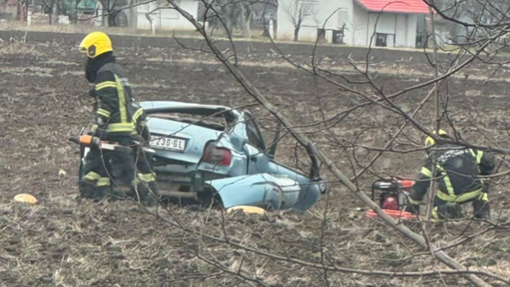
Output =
[{"x1": 150, "y1": 136, "x2": 186, "y2": 151}]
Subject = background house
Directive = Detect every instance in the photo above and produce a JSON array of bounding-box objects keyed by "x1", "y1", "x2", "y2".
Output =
[
  {"x1": 277, "y1": 0, "x2": 430, "y2": 48},
  {"x1": 84, "y1": 0, "x2": 197, "y2": 30},
  {"x1": 135, "y1": 0, "x2": 198, "y2": 31}
]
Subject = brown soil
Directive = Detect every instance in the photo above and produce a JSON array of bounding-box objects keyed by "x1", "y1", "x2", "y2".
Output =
[{"x1": 0, "y1": 31, "x2": 509, "y2": 287}]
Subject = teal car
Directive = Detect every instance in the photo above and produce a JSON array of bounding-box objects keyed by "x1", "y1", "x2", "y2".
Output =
[{"x1": 140, "y1": 101, "x2": 327, "y2": 212}]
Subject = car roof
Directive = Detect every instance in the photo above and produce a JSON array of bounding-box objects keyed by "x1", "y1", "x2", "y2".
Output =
[
  {"x1": 139, "y1": 101, "x2": 239, "y2": 122},
  {"x1": 139, "y1": 101, "x2": 232, "y2": 111}
]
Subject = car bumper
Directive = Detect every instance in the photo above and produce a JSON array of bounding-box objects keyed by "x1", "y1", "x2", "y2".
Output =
[{"x1": 155, "y1": 170, "x2": 225, "y2": 199}]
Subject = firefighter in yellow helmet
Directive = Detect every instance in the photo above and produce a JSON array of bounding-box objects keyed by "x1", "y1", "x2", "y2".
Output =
[
  {"x1": 78, "y1": 31, "x2": 158, "y2": 205},
  {"x1": 405, "y1": 129, "x2": 496, "y2": 220},
  {"x1": 424, "y1": 129, "x2": 448, "y2": 147}
]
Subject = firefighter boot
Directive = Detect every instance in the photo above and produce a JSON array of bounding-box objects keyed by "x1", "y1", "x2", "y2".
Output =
[
  {"x1": 148, "y1": 181, "x2": 160, "y2": 201},
  {"x1": 127, "y1": 180, "x2": 156, "y2": 207},
  {"x1": 78, "y1": 180, "x2": 108, "y2": 202},
  {"x1": 473, "y1": 193, "x2": 491, "y2": 220},
  {"x1": 436, "y1": 202, "x2": 462, "y2": 219},
  {"x1": 143, "y1": 181, "x2": 161, "y2": 207}
]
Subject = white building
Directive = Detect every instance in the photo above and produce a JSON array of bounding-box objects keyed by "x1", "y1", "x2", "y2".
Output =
[
  {"x1": 135, "y1": 0, "x2": 198, "y2": 31},
  {"x1": 94, "y1": 0, "x2": 198, "y2": 31},
  {"x1": 277, "y1": 0, "x2": 429, "y2": 48}
]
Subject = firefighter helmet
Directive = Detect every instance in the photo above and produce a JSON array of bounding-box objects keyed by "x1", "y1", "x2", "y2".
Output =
[
  {"x1": 79, "y1": 31, "x2": 113, "y2": 58},
  {"x1": 425, "y1": 129, "x2": 448, "y2": 147}
]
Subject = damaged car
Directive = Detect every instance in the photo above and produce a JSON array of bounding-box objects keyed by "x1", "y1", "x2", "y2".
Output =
[{"x1": 79, "y1": 101, "x2": 328, "y2": 212}]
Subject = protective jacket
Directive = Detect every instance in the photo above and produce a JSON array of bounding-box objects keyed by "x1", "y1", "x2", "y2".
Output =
[
  {"x1": 131, "y1": 101, "x2": 150, "y2": 142},
  {"x1": 86, "y1": 52, "x2": 136, "y2": 138},
  {"x1": 409, "y1": 143, "x2": 496, "y2": 205}
]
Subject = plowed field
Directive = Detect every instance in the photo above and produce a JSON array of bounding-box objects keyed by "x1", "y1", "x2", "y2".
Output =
[{"x1": 0, "y1": 30, "x2": 509, "y2": 286}]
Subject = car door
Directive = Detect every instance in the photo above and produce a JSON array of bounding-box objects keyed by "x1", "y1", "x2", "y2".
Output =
[{"x1": 242, "y1": 112, "x2": 271, "y2": 175}]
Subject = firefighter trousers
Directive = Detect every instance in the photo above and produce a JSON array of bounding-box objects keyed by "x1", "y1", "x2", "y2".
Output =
[
  {"x1": 130, "y1": 144, "x2": 160, "y2": 205},
  {"x1": 432, "y1": 191, "x2": 490, "y2": 220},
  {"x1": 79, "y1": 136, "x2": 135, "y2": 201}
]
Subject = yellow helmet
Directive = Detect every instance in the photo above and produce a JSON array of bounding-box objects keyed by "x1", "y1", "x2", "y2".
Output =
[
  {"x1": 79, "y1": 31, "x2": 113, "y2": 58},
  {"x1": 425, "y1": 129, "x2": 448, "y2": 147}
]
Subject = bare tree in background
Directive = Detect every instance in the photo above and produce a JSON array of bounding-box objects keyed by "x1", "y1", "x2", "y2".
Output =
[
  {"x1": 16, "y1": 0, "x2": 30, "y2": 21},
  {"x1": 32, "y1": 0, "x2": 62, "y2": 24},
  {"x1": 96, "y1": 0, "x2": 133, "y2": 27},
  {"x1": 201, "y1": 0, "x2": 254, "y2": 38},
  {"x1": 66, "y1": 0, "x2": 83, "y2": 24},
  {"x1": 430, "y1": 0, "x2": 510, "y2": 46},
  {"x1": 281, "y1": 0, "x2": 318, "y2": 41},
  {"x1": 198, "y1": 0, "x2": 277, "y2": 38}
]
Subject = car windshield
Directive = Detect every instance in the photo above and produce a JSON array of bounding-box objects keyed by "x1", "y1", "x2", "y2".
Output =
[{"x1": 147, "y1": 108, "x2": 235, "y2": 131}]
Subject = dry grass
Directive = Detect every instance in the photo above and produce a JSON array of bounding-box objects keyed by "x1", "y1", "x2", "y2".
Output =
[
  {"x1": 1, "y1": 198, "x2": 508, "y2": 286},
  {"x1": 0, "y1": 43, "x2": 44, "y2": 56}
]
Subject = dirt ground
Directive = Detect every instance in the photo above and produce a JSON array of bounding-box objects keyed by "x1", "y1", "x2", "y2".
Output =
[{"x1": 0, "y1": 30, "x2": 509, "y2": 286}]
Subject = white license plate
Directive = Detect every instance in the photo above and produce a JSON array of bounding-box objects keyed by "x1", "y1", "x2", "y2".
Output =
[{"x1": 150, "y1": 136, "x2": 186, "y2": 151}]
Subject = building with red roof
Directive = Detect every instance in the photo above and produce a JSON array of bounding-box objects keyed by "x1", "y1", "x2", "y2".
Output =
[
  {"x1": 354, "y1": 0, "x2": 431, "y2": 14},
  {"x1": 277, "y1": 0, "x2": 431, "y2": 48}
]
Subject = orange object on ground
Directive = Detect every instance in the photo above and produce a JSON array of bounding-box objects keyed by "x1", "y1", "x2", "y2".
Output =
[
  {"x1": 13, "y1": 194, "x2": 38, "y2": 204},
  {"x1": 366, "y1": 209, "x2": 416, "y2": 219},
  {"x1": 227, "y1": 205, "x2": 267, "y2": 215}
]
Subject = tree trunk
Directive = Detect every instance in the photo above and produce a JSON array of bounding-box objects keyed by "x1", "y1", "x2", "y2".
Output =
[
  {"x1": 262, "y1": 23, "x2": 270, "y2": 37},
  {"x1": 71, "y1": 0, "x2": 81, "y2": 24},
  {"x1": 129, "y1": 4, "x2": 137, "y2": 31},
  {"x1": 240, "y1": 9, "x2": 251, "y2": 38},
  {"x1": 107, "y1": 13, "x2": 116, "y2": 27},
  {"x1": 240, "y1": 4, "x2": 251, "y2": 38},
  {"x1": 99, "y1": 0, "x2": 107, "y2": 26},
  {"x1": 224, "y1": 14, "x2": 233, "y2": 36},
  {"x1": 294, "y1": 25, "x2": 300, "y2": 41},
  {"x1": 22, "y1": 3, "x2": 28, "y2": 22}
]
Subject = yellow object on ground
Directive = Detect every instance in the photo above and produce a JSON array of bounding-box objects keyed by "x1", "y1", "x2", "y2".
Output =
[
  {"x1": 13, "y1": 194, "x2": 38, "y2": 204},
  {"x1": 226, "y1": 205, "x2": 266, "y2": 215}
]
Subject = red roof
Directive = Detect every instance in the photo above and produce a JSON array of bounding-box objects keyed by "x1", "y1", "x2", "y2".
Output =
[{"x1": 354, "y1": 0, "x2": 431, "y2": 14}]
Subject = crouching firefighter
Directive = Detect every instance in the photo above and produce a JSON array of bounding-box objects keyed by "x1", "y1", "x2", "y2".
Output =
[
  {"x1": 78, "y1": 31, "x2": 139, "y2": 202},
  {"x1": 405, "y1": 129, "x2": 496, "y2": 220}
]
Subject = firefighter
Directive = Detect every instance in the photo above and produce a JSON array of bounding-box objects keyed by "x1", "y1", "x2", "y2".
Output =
[
  {"x1": 405, "y1": 129, "x2": 496, "y2": 220},
  {"x1": 87, "y1": 94, "x2": 160, "y2": 205},
  {"x1": 78, "y1": 31, "x2": 137, "y2": 201}
]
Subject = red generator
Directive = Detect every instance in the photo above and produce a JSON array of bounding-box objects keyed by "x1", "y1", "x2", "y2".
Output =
[{"x1": 371, "y1": 177, "x2": 415, "y2": 211}]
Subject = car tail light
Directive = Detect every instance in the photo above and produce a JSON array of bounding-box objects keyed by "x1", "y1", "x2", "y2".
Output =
[{"x1": 202, "y1": 145, "x2": 232, "y2": 166}]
